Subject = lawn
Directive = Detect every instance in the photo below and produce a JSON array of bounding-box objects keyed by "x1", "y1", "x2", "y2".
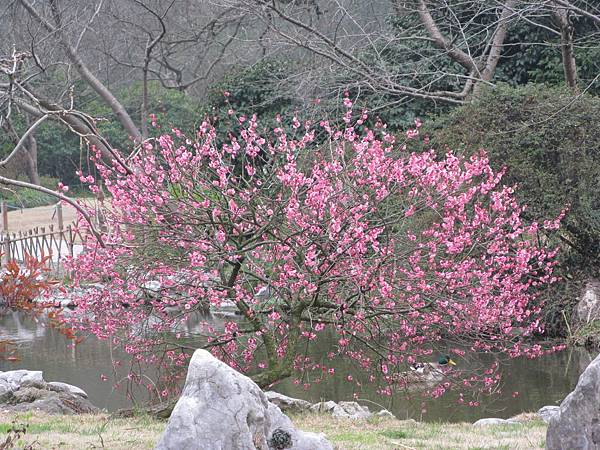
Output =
[{"x1": 0, "y1": 411, "x2": 546, "y2": 449}]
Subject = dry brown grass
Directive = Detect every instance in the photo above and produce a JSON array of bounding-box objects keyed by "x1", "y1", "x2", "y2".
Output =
[
  {"x1": 0, "y1": 411, "x2": 163, "y2": 450},
  {"x1": 0, "y1": 410, "x2": 547, "y2": 450}
]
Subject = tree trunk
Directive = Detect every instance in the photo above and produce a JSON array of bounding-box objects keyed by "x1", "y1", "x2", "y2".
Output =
[
  {"x1": 23, "y1": 135, "x2": 40, "y2": 185},
  {"x1": 553, "y1": 6, "x2": 578, "y2": 91},
  {"x1": 472, "y1": 0, "x2": 517, "y2": 97}
]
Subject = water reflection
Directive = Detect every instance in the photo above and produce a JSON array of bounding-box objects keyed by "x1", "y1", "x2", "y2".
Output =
[
  {"x1": 0, "y1": 310, "x2": 136, "y2": 411},
  {"x1": 0, "y1": 311, "x2": 596, "y2": 422},
  {"x1": 275, "y1": 346, "x2": 596, "y2": 422}
]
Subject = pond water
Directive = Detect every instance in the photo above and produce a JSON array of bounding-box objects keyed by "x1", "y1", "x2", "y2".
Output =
[{"x1": 1, "y1": 310, "x2": 596, "y2": 422}]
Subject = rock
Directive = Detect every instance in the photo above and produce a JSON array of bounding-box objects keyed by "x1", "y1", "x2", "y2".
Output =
[
  {"x1": 399, "y1": 418, "x2": 418, "y2": 425},
  {"x1": 0, "y1": 370, "x2": 97, "y2": 415},
  {"x1": 47, "y1": 382, "x2": 88, "y2": 398},
  {"x1": 537, "y1": 405, "x2": 560, "y2": 423},
  {"x1": 143, "y1": 280, "x2": 162, "y2": 292},
  {"x1": 155, "y1": 349, "x2": 333, "y2": 450},
  {"x1": 334, "y1": 402, "x2": 371, "y2": 420},
  {"x1": 375, "y1": 409, "x2": 395, "y2": 419},
  {"x1": 2, "y1": 385, "x2": 98, "y2": 415},
  {"x1": 309, "y1": 400, "x2": 372, "y2": 420},
  {"x1": 34, "y1": 285, "x2": 101, "y2": 308},
  {"x1": 0, "y1": 370, "x2": 44, "y2": 388},
  {"x1": 211, "y1": 299, "x2": 241, "y2": 316},
  {"x1": 473, "y1": 418, "x2": 520, "y2": 426},
  {"x1": 267, "y1": 403, "x2": 331, "y2": 449},
  {"x1": 255, "y1": 286, "x2": 273, "y2": 300},
  {"x1": 265, "y1": 391, "x2": 312, "y2": 413},
  {"x1": 0, "y1": 370, "x2": 44, "y2": 400},
  {"x1": 309, "y1": 400, "x2": 338, "y2": 414},
  {"x1": 575, "y1": 279, "x2": 600, "y2": 325},
  {"x1": 547, "y1": 353, "x2": 600, "y2": 450}
]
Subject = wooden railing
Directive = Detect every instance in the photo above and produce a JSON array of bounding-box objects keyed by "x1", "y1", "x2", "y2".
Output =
[{"x1": 0, "y1": 201, "x2": 81, "y2": 273}]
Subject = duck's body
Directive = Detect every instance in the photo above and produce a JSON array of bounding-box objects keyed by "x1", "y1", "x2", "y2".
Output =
[
  {"x1": 409, "y1": 362, "x2": 427, "y2": 374},
  {"x1": 399, "y1": 355, "x2": 457, "y2": 388}
]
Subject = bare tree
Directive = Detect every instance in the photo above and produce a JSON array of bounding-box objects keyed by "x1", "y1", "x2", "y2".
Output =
[
  {"x1": 217, "y1": 0, "x2": 600, "y2": 110},
  {"x1": 0, "y1": 0, "x2": 253, "y2": 185}
]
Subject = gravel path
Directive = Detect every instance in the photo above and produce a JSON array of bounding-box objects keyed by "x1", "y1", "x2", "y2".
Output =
[{"x1": 2, "y1": 202, "x2": 83, "y2": 233}]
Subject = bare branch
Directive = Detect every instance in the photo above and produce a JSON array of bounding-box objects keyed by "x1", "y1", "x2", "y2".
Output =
[
  {"x1": 18, "y1": 0, "x2": 142, "y2": 142},
  {"x1": 473, "y1": 0, "x2": 518, "y2": 95},
  {"x1": 0, "y1": 174, "x2": 105, "y2": 246},
  {"x1": 552, "y1": 0, "x2": 600, "y2": 24},
  {"x1": 415, "y1": 0, "x2": 478, "y2": 73},
  {"x1": 0, "y1": 114, "x2": 48, "y2": 168}
]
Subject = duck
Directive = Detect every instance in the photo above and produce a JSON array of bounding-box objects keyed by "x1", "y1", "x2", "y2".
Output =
[
  {"x1": 398, "y1": 354, "x2": 457, "y2": 388},
  {"x1": 409, "y1": 354, "x2": 457, "y2": 372}
]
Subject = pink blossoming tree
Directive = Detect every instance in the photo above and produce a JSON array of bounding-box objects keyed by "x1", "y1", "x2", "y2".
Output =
[{"x1": 64, "y1": 99, "x2": 561, "y2": 399}]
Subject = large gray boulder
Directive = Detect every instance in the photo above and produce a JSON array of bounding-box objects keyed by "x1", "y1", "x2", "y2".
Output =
[
  {"x1": 155, "y1": 350, "x2": 333, "y2": 450},
  {"x1": 547, "y1": 353, "x2": 600, "y2": 449},
  {"x1": 1, "y1": 384, "x2": 98, "y2": 415},
  {"x1": 0, "y1": 370, "x2": 44, "y2": 393},
  {"x1": 47, "y1": 381, "x2": 88, "y2": 398}
]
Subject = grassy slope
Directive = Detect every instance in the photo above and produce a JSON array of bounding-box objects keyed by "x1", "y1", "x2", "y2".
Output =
[{"x1": 0, "y1": 411, "x2": 546, "y2": 450}]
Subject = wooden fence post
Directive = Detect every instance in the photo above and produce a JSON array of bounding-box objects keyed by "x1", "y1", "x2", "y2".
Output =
[
  {"x1": 1, "y1": 234, "x2": 9, "y2": 266},
  {"x1": 1, "y1": 200, "x2": 7, "y2": 232},
  {"x1": 56, "y1": 202, "x2": 64, "y2": 230},
  {"x1": 0, "y1": 213, "x2": 75, "y2": 273},
  {"x1": 1, "y1": 201, "x2": 7, "y2": 265}
]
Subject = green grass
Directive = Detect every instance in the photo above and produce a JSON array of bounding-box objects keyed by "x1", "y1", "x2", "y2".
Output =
[
  {"x1": 293, "y1": 413, "x2": 546, "y2": 449},
  {"x1": 378, "y1": 429, "x2": 408, "y2": 439}
]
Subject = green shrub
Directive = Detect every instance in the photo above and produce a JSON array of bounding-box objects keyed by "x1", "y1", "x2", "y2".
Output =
[
  {"x1": 425, "y1": 84, "x2": 600, "y2": 337},
  {"x1": 429, "y1": 83, "x2": 600, "y2": 274},
  {"x1": 0, "y1": 175, "x2": 59, "y2": 209},
  {"x1": 203, "y1": 58, "x2": 299, "y2": 134},
  {"x1": 35, "y1": 81, "x2": 202, "y2": 186}
]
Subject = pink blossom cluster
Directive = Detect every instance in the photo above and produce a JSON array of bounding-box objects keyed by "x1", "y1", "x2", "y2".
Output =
[{"x1": 64, "y1": 103, "x2": 562, "y2": 399}]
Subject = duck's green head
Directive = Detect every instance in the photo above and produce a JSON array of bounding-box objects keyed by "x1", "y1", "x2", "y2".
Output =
[{"x1": 438, "y1": 354, "x2": 457, "y2": 366}]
